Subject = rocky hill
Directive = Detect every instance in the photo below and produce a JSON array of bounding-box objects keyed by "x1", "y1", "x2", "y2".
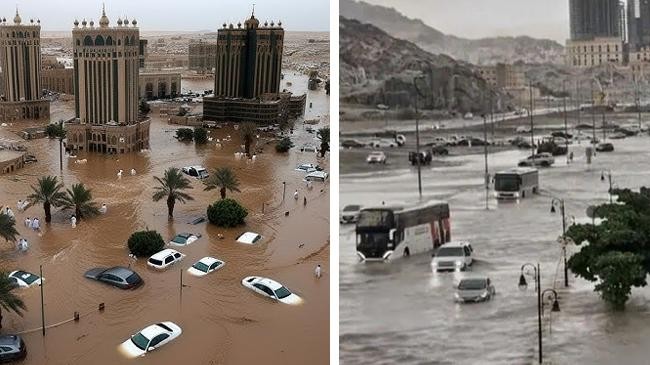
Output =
[
  {"x1": 340, "y1": 16, "x2": 505, "y2": 113},
  {"x1": 341, "y1": 0, "x2": 565, "y2": 65}
]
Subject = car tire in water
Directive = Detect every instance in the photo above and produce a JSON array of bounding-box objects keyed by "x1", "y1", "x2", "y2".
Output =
[{"x1": 403, "y1": 248, "x2": 410, "y2": 257}]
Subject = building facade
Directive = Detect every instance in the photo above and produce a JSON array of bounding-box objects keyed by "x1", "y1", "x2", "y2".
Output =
[
  {"x1": 569, "y1": 0, "x2": 622, "y2": 41},
  {"x1": 566, "y1": 37, "x2": 624, "y2": 66},
  {"x1": 42, "y1": 63, "x2": 74, "y2": 95},
  {"x1": 203, "y1": 93, "x2": 305, "y2": 124},
  {"x1": 188, "y1": 40, "x2": 217, "y2": 73},
  {"x1": 476, "y1": 63, "x2": 525, "y2": 89},
  {"x1": 139, "y1": 71, "x2": 181, "y2": 99},
  {"x1": 66, "y1": 7, "x2": 149, "y2": 154},
  {"x1": 0, "y1": 10, "x2": 49, "y2": 120}
]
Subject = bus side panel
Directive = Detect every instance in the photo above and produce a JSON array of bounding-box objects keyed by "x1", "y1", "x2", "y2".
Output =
[
  {"x1": 442, "y1": 218, "x2": 451, "y2": 243},
  {"x1": 402, "y1": 223, "x2": 433, "y2": 256}
]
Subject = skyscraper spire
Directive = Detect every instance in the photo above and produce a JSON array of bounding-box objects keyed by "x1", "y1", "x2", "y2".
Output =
[{"x1": 252, "y1": 4, "x2": 255, "y2": 17}]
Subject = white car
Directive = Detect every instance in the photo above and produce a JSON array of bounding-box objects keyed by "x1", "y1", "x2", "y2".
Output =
[
  {"x1": 119, "y1": 322, "x2": 182, "y2": 358},
  {"x1": 169, "y1": 232, "x2": 200, "y2": 246},
  {"x1": 236, "y1": 232, "x2": 262, "y2": 245},
  {"x1": 241, "y1": 276, "x2": 302, "y2": 305},
  {"x1": 518, "y1": 152, "x2": 555, "y2": 167},
  {"x1": 300, "y1": 144, "x2": 318, "y2": 153},
  {"x1": 515, "y1": 126, "x2": 531, "y2": 134},
  {"x1": 295, "y1": 163, "x2": 320, "y2": 173},
  {"x1": 431, "y1": 241, "x2": 474, "y2": 272},
  {"x1": 8, "y1": 270, "x2": 42, "y2": 287},
  {"x1": 340, "y1": 204, "x2": 362, "y2": 224},
  {"x1": 369, "y1": 139, "x2": 397, "y2": 148},
  {"x1": 304, "y1": 171, "x2": 329, "y2": 182},
  {"x1": 181, "y1": 166, "x2": 209, "y2": 179},
  {"x1": 187, "y1": 257, "x2": 225, "y2": 277},
  {"x1": 366, "y1": 151, "x2": 387, "y2": 164},
  {"x1": 147, "y1": 249, "x2": 185, "y2": 270}
]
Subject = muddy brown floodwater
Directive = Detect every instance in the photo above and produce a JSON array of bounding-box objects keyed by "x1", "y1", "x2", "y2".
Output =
[{"x1": 0, "y1": 78, "x2": 329, "y2": 364}]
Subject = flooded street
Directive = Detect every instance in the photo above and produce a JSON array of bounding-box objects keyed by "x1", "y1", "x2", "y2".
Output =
[
  {"x1": 0, "y1": 75, "x2": 329, "y2": 364},
  {"x1": 339, "y1": 125, "x2": 650, "y2": 364}
]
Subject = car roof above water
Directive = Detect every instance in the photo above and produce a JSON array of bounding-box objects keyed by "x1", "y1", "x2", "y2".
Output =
[
  {"x1": 150, "y1": 249, "x2": 181, "y2": 260},
  {"x1": 104, "y1": 266, "x2": 136, "y2": 279}
]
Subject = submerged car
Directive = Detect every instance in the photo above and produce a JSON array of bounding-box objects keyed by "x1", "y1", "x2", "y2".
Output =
[
  {"x1": 518, "y1": 152, "x2": 555, "y2": 167},
  {"x1": 341, "y1": 139, "x2": 366, "y2": 149},
  {"x1": 181, "y1": 166, "x2": 209, "y2": 179},
  {"x1": 236, "y1": 232, "x2": 262, "y2": 245},
  {"x1": 187, "y1": 257, "x2": 225, "y2": 277},
  {"x1": 295, "y1": 163, "x2": 321, "y2": 173},
  {"x1": 0, "y1": 335, "x2": 26, "y2": 362},
  {"x1": 241, "y1": 276, "x2": 302, "y2": 305},
  {"x1": 119, "y1": 322, "x2": 182, "y2": 358},
  {"x1": 84, "y1": 267, "x2": 143, "y2": 289},
  {"x1": 8, "y1": 270, "x2": 42, "y2": 288},
  {"x1": 304, "y1": 171, "x2": 329, "y2": 182},
  {"x1": 147, "y1": 249, "x2": 185, "y2": 270},
  {"x1": 340, "y1": 204, "x2": 363, "y2": 224},
  {"x1": 454, "y1": 277, "x2": 496, "y2": 303},
  {"x1": 431, "y1": 241, "x2": 474, "y2": 272},
  {"x1": 596, "y1": 142, "x2": 614, "y2": 152},
  {"x1": 366, "y1": 151, "x2": 387, "y2": 164},
  {"x1": 169, "y1": 232, "x2": 201, "y2": 246}
]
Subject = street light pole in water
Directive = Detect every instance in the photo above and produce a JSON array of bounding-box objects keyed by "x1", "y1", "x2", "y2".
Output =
[{"x1": 414, "y1": 75, "x2": 425, "y2": 200}]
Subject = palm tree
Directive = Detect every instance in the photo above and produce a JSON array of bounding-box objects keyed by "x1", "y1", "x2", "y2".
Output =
[
  {"x1": 239, "y1": 122, "x2": 257, "y2": 156},
  {"x1": 0, "y1": 208, "x2": 17, "y2": 243},
  {"x1": 0, "y1": 272, "x2": 25, "y2": 329},
  {"x1": 152, "y1": 168, "x2": 194, "y2": 219},
  {"x1": 60, "y1": 183, "x2": 100, "y2": 219},
  {"x1": 27, "y1": 175, "x2": 67, "y2": 223},
  {"x1": 204, "y1": 167, "x2": 241, "y2": 199},
  {"x1": 318, "y1": 127, "x2": 330, "y2": 158}
]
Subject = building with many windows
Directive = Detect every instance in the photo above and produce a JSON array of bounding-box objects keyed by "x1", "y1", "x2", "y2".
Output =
[
  {"x1": 0, "y1": 9, "x2": 49, "y2": 121},
  {"x1": 188, "y1": 40, "x2": 217, "y2": 73},
  {"x1": 566, "y1": 37, "x2": 624, "y2": 66},
  {"x1": 65, "y1": 6, "x2": 149, "y2": 154}
]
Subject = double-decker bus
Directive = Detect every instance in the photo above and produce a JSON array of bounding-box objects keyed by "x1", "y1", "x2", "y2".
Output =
[
  {"x1": 494, "y1": 167, "x2": 539, "y2": 199},
  {"x1": 355, "y1": 200, "x2": 451, "y2": 262}
]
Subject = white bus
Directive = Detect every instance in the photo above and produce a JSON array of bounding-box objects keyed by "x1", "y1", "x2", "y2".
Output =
[
  {"x1": 355, "y1": 201, "x2": 451, "y2": 262},
  {"x1": 494, "y1": 167, "x2": 539, "y2": 199}
]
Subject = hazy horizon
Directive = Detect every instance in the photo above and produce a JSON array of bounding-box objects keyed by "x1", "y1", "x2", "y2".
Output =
[
  {"x1": 363, "y1": 0, "x2": 570, "y2": 43},
  {"x1": 0, "y1": 1, "x2": 329, "y2": 32}
]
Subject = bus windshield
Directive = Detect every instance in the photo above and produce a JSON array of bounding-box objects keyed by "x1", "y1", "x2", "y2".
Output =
[
  {"x1": 495, "y1": 175, "x2": 520, "y2": 192},
  {"x1": 357, "y1": 210, "x2": 393, "y2": 229}
]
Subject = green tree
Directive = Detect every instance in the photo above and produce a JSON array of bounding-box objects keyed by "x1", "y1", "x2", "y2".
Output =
[
  {"x1": 567, "y1": 187, "x2": 650, "y2": 310},
  {"x1": 152, "y1": 167, "x2": 194, "y2": 219},
  {"x1": 139, "y1": 99, "x2": 151, "y2": 115},
  {"x1": 27, "y1": 175, "x2": 67, "y2": 223},
  {"x1": 0, "y1": 209, "x2": 17, "y2": 243},
  {"x1": 60, "y1": 183, "x2": 100, "y2": 219},
  {"x1": 203, "y1": 167, "x2": 241, "y2": 199},
  {"x1": 194, "y1": 127, "x2": 208, "y2": 145},
  {"x1": 207, "y1": 198, "x2": 248, "y2": 227},
  {"x1": 275, "y1": 137, "x2": 294, "y2": 153},
  {"x1": 317, "y1": 127, "x2": 330, "y2": 157},
  {"x1": 239, "y1": 122, "x2": 257, "y2": 156},
  {"x1": 45, "y1": 122, "x2": 66, "y2": 139},
  {"x1": 175, "y1": 128, "x2": 194, "y2": 142},
  {"x1": 127, "y1": 230, "x2": 165, "y2": 257},
  {"x1": 0, "y1": 272, "x2": 26, "y2": 329}
]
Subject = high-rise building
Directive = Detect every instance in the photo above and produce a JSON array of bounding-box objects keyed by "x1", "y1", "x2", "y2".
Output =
[
  {"x1": 629, "y1": 0, "x2": 639, "y2": 49},
  {"x1": 0, "y1": 9, "x2": 49, "y2": 121},
  {"x1": 65, "y1": 6, "x2": 149, "y2": 154},
  {"x1": 214, "y1": 13, "x2": 284, "y2": 99},
  {"x1": 569, "y1": 0, "x2": 622, "y2": 41},
  {"x1": 188, "y1": 40, "x2": 218, "y2": 73}
]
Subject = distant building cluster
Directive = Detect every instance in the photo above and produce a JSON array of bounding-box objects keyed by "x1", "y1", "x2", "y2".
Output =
[{"x1": 188, "y1": 40, "x2": 217, "y2": 73}]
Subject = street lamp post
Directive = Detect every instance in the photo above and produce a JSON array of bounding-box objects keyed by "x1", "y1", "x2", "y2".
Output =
[
  {"x1": 413, "y1": 75, "x2": 426, "y2": 200},
  {"x1": 600, "y1": 170, "x2": 613, "y2": 204},
  {"x1": 563, "y1": 81, "x2": 569, "y2": 164},
  {"x1": 551, "y1": 198, "x2": 569, "y2": 287},
  {"x1": 482, "y1": 112, "x2": 489, "y2": 210},
  {"x1": 529, "y1": 82, "x2": 536, "y2": 165},
  {"x1": 39, "y1": 264, "x2": 45, "y2": 337},
  {"x1": 518, "y1": 263, "x2": 561, "y2": 364}
]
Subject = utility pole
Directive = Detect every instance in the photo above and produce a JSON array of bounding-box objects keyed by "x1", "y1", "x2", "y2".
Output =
[
  {"x1": 529, "y1": 81, "x2": 535, "y2": 164},
  {"x1": 563, "y1": 81, "x2": 569, "y2": 164},
  {"x1": 483, "y1": 112, "x2": 489, "y2": 210},
  {"x1": 634, "y1": 74, "x2": 642, "y2": 129},
  {"x1": 413, "y1": 76, "x2": 424, "y2": 200},
  {"x1": 575, "y1": 79, "x2": 581, "y2": 126},
  {"x1": 40, "y1": 264, "x2": 45, "y2": 337},
  {"x1": 591, "y1": 81, "x2": 596, "y2": 144}
]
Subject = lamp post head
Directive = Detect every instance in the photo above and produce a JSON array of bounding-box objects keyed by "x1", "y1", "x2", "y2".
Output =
[
  {"x1": 601, "y1": 173, "x2": 605, "y2": 181},
  {"x1": 552, "y1": 299, "x2": 561, "y2": 312},
  {"x1": 518, "y1": 274, "x2": 528, "y2": 291},
  {"x1": 550, "y1": 204, "x2": 556, "y2": 213}
]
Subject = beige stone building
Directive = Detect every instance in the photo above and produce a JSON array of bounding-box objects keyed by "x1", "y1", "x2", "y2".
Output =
[
  {"x1": 188, "y1": 40, "x2": 217, "y2": 73},
  {"x1": 65, "y1": 6, "x2": 149, "y2": 154},
  {"x1": 476, "y1": 63, "x2": 525, "y2": 89},
  {"x1": 565, "y1": 37, "x2": 624, "y2": 67},
  {"x1": 139, "y1": 71, "x2": 181, "y2": 99},
  {"x1": 0, "y1": 10, "x2": 49, "y2": 121},
  {"x1": 42, "y1": 62, "x2": 74, "y2": 95}
]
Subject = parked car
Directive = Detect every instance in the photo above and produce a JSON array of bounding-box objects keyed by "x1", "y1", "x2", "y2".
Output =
[
  {"x1": 0, "y1": 335, "x2": 26, "y2": 362},
  {"x1": 515, "y1": 126, "x2": 531, "y2": 134},
  {"x1": 119, "y1": 322, "x2": 182, "y2": 358},
  {"x1": 341, "y1": 139, "x2": 366, "y2": 149},
  {"x1": 241, "y1": 276, "x2": 302, "y2": 305},
  {"x1": 8, "y1": 270, "x2": 42, "y2": 288},
  {"x1": 236, "y1": 232, "x2": 262, "y2": 245},
  {"x1": 147, "y1": 249, "x2": 185, "y2": 270},
  {"x1": 518, "y1": 152, "x2": 555, "y2": 167},
  {"x1": 84, "y1": 267, "x2": 143, "y2": 289},
  {"x1": 609, "y1": 132, "x2": 627, "y2": 140},
  {"x1": 23, "y1": 154, "x2": 37, "y2": 164},
  {"x1": 536, "y1": 140, "x2": 567, "y2": 156},
  {"x1": 340, "y1": 204, "x2": 363, "y2": 224},
  {"x1": 596, "y1": 142, "x2": 614, "y2": 152},
  {"x1": 369, "y1": 139, "x2": 398, "y2": 148},
  {"x1": 295, "y1": 163, "x2": 321, "y2": 173},
  {"x1": 430, "y1": 145, "x2": 449, "y2": 155},
  {"x1": 300, "y1": 144, "x2": 318, "y2": 153},
  {"x1": 187, "y1": 216, "x2": 206, "y2": 225},
  {"x1": 169, "y1": 232, "x2": 201, "y2": 246},
  {"x1": 431, "y1": 241, "x2": 474, "y2": 272},
  {"x1": 551, "y1": 131, "x2": 573, "y2": 139},
  {"x1": 304, "y1": 170, "x2": 329, "y2": 182},
  {"x1": 181, "y1": 166, "x2": 209, "y2": 179},
  {"x1": 408, "y1": 151, "x2": 432, "y2": 165},
  {"x1": 454, "y1": 276, "x2": 496, "y2": 303},
  {"x1": 366, "y1": 151, "x2": 387, "y2": 164},
  {"x1": 187, "y1": 257, "x2": 225, "y2": 277}
]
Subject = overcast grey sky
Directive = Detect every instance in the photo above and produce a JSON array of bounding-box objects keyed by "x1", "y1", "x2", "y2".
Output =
[
  {"x1": 365, "y1": 0, "x2": 571, "y2": 43},
  {"x1": 0, "y1": 0, "x2": 329, "y2": 32}
]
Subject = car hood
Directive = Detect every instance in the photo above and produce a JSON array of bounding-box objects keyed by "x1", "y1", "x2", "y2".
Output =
[
  {"x1": 187, "y1": 267, "x2": 207, "y2": 277},
  {"x1": 84, "y1": 268, "x2": 106, "y2": 280},
  {"x1": 457, "y1": 289, "x2": 487, "y2": 299},
  {"x1": 278, "y1": 293, "x2": 303, "y2": 305},
  {"x1": 119, "y1": 338, "x2": 146, "y2": 358}
]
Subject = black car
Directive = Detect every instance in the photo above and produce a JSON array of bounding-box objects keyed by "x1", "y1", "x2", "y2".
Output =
[
  {"x1": 430, "y1": 145, "x2": 449, "y2": 155},
  {"x1": 408, "y1": 151, "x2": 432, "y2": 165},
  {"x1": 0, "y1": 335, "x2": 26, "y2": 362},
  {"x1": 341, "y1": 139, "x2": 366, "y2": 149},
  {"x1": 84, "y1": 267, "x2": 143, "y2": 290},
  {"x1": 596, "y1": 142, "x2": 614, "y2": 152}
]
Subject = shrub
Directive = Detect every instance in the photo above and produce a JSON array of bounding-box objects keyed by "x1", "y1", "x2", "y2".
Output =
[
  {"x1": 139, "y1": 99, "x2": 151, "y2": 114},
  {"x1": 176, "y1": 128, "x2": 194, "y2": 142},
  {"x1": 275, "y1": 137, "x2": 294, "y2": 153},
  {"x1": 127, "y1": 230, "x2": 165, "y2": 257},
  {"x1": 194, "y1": 127, "x2": 208, "y2": 145},
  {"x1": 207, "y1": 198, "x2": 248, "y2": 227}
]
